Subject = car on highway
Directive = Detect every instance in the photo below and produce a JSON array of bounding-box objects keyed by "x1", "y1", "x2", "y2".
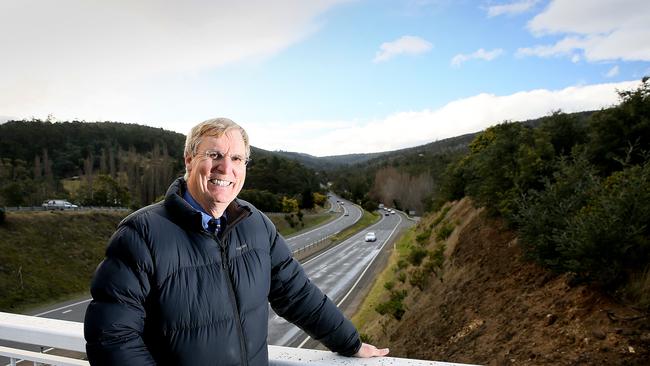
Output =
[
  {"x1": 42, "y1": 199, "x2": 78, "y2": 210},
  {"x1": 364, "y1": 232, "x2": 376, "y2": 242}
]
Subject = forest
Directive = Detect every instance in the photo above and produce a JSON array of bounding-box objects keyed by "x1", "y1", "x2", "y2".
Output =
[{"x1": 0, "y1": 120, "x2": 322, "y2": 211}]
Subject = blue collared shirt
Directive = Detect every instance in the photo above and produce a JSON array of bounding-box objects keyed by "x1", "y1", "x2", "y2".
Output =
[{"x1": 182, "y1": 190, "x2": 223, "y2": 234}]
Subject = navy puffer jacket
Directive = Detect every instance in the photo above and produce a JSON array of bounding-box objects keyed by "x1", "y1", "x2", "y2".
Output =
[{"x1": 84, "y1": 178, "x2": 361, "y2": 365}]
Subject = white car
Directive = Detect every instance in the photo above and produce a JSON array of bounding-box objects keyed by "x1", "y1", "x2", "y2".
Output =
[
  {"x1": 42, "y1": 199, "x2": 78, "y2": 210},
  {"x1": 364, "y1": 232, "x2": 377, "y2": 242}
]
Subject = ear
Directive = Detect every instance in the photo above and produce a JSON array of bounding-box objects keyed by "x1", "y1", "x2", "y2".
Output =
[{"x1": 184, "y1": 154, "x2": 193, "y2": 173}]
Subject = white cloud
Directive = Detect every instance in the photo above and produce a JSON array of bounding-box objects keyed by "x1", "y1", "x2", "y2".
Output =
[
  {"x1": 0, "y1": 0, "x2": 351, "y2": 122},
  {"x1": 373, "y1": 36, "x2": 433, "y2": 63},
  {"x1": 249, "y1": 80, "x2": 641, "y2": 156},
  {"x1": 486, "y1": 0, "x2": 540, "y2": 18},
  {"x1": 521, "y1": 0, "x2": 650, "y2": 62},
  {"x1": 605, "y1": 65, "x2": 620, "y2": 78},
  {"x1": 451, "y1": 48, "x2": 504, "y2": 67}
]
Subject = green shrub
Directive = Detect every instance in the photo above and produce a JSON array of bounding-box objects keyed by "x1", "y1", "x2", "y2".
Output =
[
  {"x1": 432, "y1": 205, "x2": 451, "y2": 227},
  {"x1": 415, "y1": 228, "x2": 431, "y2": 244},
  {"x1": 517, "y1": 157, "x2": 650, "y2": 288},
  {"x1": 430, "y1": 244, "x2": 446, "y2": 267},
  {"x1": 435, "y1": 222, "x2": 455, "y2": 241},
  {"x1": 407, "y1": 247, "x2": 429, "y2": 266},
  {"x1": 396, "y1": 259, "x2": 408, "y2": 271},
  {"x1": 423, "y1": 244, "x2": 446, "y2": 281},
  {"x1": 397, "y1": 272, "x2": 407, "y2": 283},
  {"x1": 558, "y1": 162, "x2": 650, "y2": 287},
  {"x1": 375, "y1": 290, "x2": 407, "y2": 320},
  {"x1": 460, "y1": 121, "x2": 555, "y2": 217},
  {"x1": 409, "y1": 268, "x2": 428, "y2": 290},
  {"x1": 383, "y1": 281, "x2": 395, "y2": 291},
  {"x1": 515, "y1": 153, "x2": 599, "y2": 268}
]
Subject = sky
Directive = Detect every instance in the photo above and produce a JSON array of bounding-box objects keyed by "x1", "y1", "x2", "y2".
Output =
[{"x1": 1, "y1": 0, "x2": 649, "y2": 157}]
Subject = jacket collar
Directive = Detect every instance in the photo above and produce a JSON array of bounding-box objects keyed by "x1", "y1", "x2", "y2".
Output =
[{"x1": 164, "y1": 177, "x2": 251, "y2": 233}]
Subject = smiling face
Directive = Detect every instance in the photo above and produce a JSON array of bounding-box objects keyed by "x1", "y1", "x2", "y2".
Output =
[{"x1": 184, "y1": 129, "x2": 247, "y2": 217}]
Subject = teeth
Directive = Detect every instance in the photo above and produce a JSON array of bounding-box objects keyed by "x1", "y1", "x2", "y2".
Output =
[{"x1": 210, "y1": 179, "x2": 231, "y2": 187}]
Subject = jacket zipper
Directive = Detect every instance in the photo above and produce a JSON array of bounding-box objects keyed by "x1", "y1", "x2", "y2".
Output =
[{"x1": 215, "y1": 233, "x2": 248, "y2": 366}]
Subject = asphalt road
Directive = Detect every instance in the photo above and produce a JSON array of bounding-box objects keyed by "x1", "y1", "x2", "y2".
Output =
[{"x1": 267, "y1": 210, "x2": 414, "y2": 348}]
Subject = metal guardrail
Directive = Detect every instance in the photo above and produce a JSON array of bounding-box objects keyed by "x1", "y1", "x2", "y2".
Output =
[
  {"x1": 2, "y1": 206, "x2": 130, "y2": 212},
  {"x1": 0, "y1": 312, "x2": 472, "y2": 366}
]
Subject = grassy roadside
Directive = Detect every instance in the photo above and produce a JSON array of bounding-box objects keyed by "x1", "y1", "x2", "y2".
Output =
[
  {"x1": 351, "y1": 227, "x2": 414, "y2": 332},
  {"x1": 269, "y1": 210, "x2": 337, "y2": 237},
  {"x1": 0, "y1": 204, "x2": 338, "y2": 313},
  {"x1": 0, "y1": 210, "x2": 126, "y2": 313}
]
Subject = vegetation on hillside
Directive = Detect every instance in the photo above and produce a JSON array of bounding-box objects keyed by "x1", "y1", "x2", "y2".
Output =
[
  {"x1": 0, "y1": 120, "x2": 325, "y2": 211},
  {"x1": 434, "y1": 78, "x2": 650, "y2": 297}
]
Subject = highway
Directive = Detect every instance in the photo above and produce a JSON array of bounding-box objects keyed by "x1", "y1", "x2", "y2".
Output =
[
  {"x1": 285, "y1": 196, "x2": 362, "y2": 252},
  {"x1": 0, "y1": 196, "x2": 411, "y2": 364},
  {"x1": 267, "y1": 209, "x2": 413, "y2": 347}
]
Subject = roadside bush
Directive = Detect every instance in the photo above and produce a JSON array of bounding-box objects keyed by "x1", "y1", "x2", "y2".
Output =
[
  {"x1": 558, "y1": 162, "x2": 650, "y2": 287},
  {"x1": 461, "y1": 121, "x2": 555, "y2": 217},
  {"x1": 435, "y1": 222, "x2": 455, "y2": 241},
  {"x1": 375, "y1": 289, "x2": 407, "y2": 320},
  {"x1": 432, "y1": 205, "x2": 451, "y2": 227},
  {"x1": 415, "y1": 228, "x2": 431, "y2": 244},
  {"x1": 396, "y1": 259, "x2": 408, "y2": 271},
  {"x1": 397, "y1": 272, "x2": 407, "y2": 283},
  {"x1": 409, "y1": 268, "x2": 428, "y2": 290},
  {"x1": 517, "y1": 157, "x2": 650, "y2": 288},
  {"x1": 515, "y1": 153, "x2": 599, "y2": 268},
  {"x1": 407, "y1": 247, "x2": 429, "y2": 266},
  {"x1": 422, "y1": 244, "x2": 446, "y2": 282},
  {"x1": 383, "y1": 281, "x2": 395, "y2": 291}
]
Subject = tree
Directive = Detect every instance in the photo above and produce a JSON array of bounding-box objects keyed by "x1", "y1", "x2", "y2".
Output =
[
  {"x1": 587, "y1": 78, "x2": 650, "y2": 175},
  {"x1": 300, "y1": 188, "x2": 315, "y2": 209}
]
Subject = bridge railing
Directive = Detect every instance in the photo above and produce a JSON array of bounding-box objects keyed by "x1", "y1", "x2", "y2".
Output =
[{"x1": 0, "y1": 312, "x2": 474, "y2": 366}]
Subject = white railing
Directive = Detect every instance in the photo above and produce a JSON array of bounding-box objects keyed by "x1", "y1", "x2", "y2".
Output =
[{"x1": 0, "y1": 312, "x2": 474, "y2": 366}]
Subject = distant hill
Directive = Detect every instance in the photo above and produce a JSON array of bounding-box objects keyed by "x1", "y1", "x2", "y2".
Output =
[
  {"x1": 270, "y1": 110, "x2": 597, "y2": 171},
  {"x1": 0, "y1": 120, "x2": 321, "y2": 208}
]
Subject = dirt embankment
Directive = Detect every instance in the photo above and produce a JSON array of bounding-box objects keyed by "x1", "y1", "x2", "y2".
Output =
[{"x1": 362, "y1": 198, "x2": 649, "y2": 365}]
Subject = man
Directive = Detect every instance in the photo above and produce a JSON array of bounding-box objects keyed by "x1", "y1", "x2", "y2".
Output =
[{"x1": 84, "y1": 118, "x2": 389, "y2": 365}]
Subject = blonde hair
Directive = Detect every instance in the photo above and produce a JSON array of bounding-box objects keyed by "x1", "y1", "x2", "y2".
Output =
[{"x1": 183, "y1": 118, "x2": 250, "y2": 179}]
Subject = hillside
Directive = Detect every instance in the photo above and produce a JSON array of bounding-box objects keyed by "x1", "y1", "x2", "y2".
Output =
[
  {"x1": 357, "y1": 198, "x2": 649, "y2": 365},
  {"x1": 0, "y1": 120, "x2": 323, "y2": 210},
  {"x1": 0, "y1": 210, "x2": 126, "y2": 312}
]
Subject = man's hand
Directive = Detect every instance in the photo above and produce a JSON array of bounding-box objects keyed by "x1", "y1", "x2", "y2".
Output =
[{"x1": 354, "y1": 342, "x2": 389, "y2": 358}]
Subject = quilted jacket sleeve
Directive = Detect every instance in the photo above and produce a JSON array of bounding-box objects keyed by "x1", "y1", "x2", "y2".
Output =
[
  {"x1": 84, "y1": 223, "x2": 156, "y2": 365},
  {"x1": 267, "y1": 219, "x2": 361, "y2": 357}
]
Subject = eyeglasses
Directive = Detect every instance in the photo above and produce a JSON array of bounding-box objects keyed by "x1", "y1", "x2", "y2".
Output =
[{"x1": 201, "y1": 150, "x2": 251, "y2": 167}]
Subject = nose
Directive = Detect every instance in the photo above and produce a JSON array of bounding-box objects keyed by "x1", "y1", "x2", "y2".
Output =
[{"x1": 212, "y1": 155, "x2": 233, "y2": 173}]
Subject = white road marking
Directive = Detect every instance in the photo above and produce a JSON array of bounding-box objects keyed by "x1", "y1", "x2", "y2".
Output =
[{"x1": 33, "y1": 298, "x2": 91, "y2": 317}]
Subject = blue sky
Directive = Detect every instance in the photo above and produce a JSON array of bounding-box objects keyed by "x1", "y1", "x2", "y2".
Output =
[{"x1": 1, "y1": 0, "x2": 649, "y2": 156}]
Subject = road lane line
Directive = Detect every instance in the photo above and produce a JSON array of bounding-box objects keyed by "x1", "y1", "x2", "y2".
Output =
[{"x1": 33, "y1": 298, "x2": 91, "y2": 317}]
